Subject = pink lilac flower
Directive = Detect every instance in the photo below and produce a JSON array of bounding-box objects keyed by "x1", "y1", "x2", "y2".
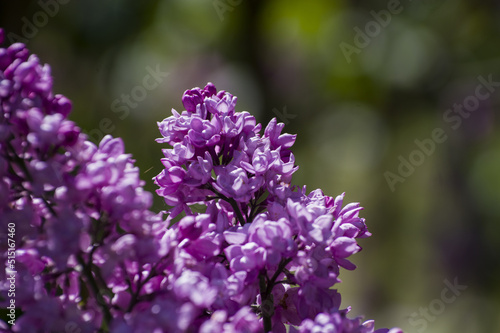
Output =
[
  {"x1": 153, "y1": 82, "x2": 402, "y2": 332},
  {"x1": 0, "y1": 29, "x2": 167, "y2": 332},
  {"x1": 290, "y1": 308, "x2": 404, "y2": 333}
]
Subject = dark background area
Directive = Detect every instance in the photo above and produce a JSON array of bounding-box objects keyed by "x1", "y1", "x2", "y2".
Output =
[{"x1": 1, "y1": 0, "x2": 500, "y2": 331}]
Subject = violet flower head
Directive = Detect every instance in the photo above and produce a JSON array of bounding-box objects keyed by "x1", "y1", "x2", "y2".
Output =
[
  {"x1": 290, "y1": 309, "x2": 404, "y2": 333},
  {"x1": 155, "y1": 82, "x2": 299, "y2": 220},
  {"x1": 151, "y1": 82, "x2": 402, "y2": 333},
  {"x1": 1, "y1": 31, "x2": 170, "y2": 332}
]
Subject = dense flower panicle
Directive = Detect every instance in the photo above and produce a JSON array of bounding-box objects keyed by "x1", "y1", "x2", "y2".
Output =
[
  {"x1": 0, "y1": 30, "x2": 167, "y2": 332},
  {"x1": 289, "y1": 309, "x2": 404, "y2": 333},
  {"x1": 153, "y1": 82, "x2": 401, "y2": 332},
  {"x1": 1, "y1": 28, "x2": 401, "y2": 333},
  {"x1": 154, "y1": 82, "x2": 298, "y2": 217}
]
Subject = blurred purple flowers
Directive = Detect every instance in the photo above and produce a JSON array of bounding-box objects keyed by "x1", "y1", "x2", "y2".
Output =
[{"x1": 0, "y1": 29, "x2": 401, "y2": 332}]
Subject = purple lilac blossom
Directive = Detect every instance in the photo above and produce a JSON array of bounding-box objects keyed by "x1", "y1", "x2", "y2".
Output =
[
  {"x1": 0, "y1": 30, "x2": 172, "y2": 332},
  {"x1": 154, "y1": 82, "x2": 402, "y2": 332},
  {"x1": 0, "y1": 28, "x2": 402, "y2": 332},
  {"x1": 289, "y1": 308, "x2": 404, "y2": 333}
]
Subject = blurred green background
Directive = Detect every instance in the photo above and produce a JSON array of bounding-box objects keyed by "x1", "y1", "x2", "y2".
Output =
[{"x1": 1, "y1": 0, "x2": 500, "y2": 331}]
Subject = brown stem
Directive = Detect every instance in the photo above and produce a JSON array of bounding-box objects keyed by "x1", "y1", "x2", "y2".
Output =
[
  {"x1": 259, "y1": 273, "x2": 273, "y2": 332},
  {"x1": 77, "y1": 254, "x2": 112, "y2": 327}
]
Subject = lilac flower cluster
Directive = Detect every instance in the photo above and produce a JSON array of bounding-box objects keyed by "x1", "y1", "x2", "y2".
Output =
[
  {"x1": 0, "y1": 29, "x2": 166, "y2": 332},
  {"x1": 152, "y1": 83, "x2": 402, "y2": 332},
  {"x1": 290, "y1": 308, "x2": 403, "y2": 333},
  {"x1": 0, "y1": 28, "x2": 401, "y2": 333}
]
